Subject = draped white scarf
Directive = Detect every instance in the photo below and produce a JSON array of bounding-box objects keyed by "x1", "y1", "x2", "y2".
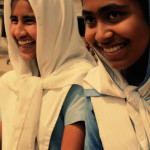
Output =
[
  {"x1": 83, "y1": 50, "x2": 150, "y2": 150},
  {"x1": 1, "y1": 0, "x2": 96, "y2": 149}
]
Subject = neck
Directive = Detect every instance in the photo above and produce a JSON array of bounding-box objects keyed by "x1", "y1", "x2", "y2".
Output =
[{"x1": 121, "y1": 50, "x2": 149, "y2": 86}]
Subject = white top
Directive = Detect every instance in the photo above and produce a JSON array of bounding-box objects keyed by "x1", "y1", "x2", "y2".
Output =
[{"x1": 83, "y1": 50, "x2": 150, "y2": 150}]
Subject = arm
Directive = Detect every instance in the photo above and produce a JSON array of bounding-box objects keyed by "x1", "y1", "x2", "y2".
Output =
[
  {"x1": 61, "y1": 85, "x2": 87, "y2": 150},
  {"x1": 61, "y1": 121, "x2": 85, "y2": 150}
]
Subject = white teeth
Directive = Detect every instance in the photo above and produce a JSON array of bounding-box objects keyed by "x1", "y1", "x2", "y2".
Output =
[
  {"x1": 103, "y1": 44, "x2": 124, "y2": 52},
  {"x1": 18, "y1": 40, "x2": 33, "y2": 45}
]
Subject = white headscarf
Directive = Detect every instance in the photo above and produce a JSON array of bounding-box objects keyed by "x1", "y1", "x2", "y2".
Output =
[
  {"x1": 1, "y1": 0, "x2": 96, "y2": 149},
  {"x1": 4, "y1": 0, "x2": 95, "y2": 78}
]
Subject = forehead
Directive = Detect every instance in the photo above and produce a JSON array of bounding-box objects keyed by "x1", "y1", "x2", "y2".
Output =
[
  {"x1": 11, "y1": 0, "x2": 30, "y2": 8},
  {"x1": 11, "y1": 0, "x2": 29, "y2": 5},
  {"x1": 12, "y1": 0, "x2": 29, "y2": 3},
  {"x1": 82, "y1": 0, "x2": 142, "y2": 16},
  {"x1": 82, "y1": 0, "x2": 138, "y2": 7},
  {"x1": 11, "y1": 0, "x2": 33, "y2": 13}
]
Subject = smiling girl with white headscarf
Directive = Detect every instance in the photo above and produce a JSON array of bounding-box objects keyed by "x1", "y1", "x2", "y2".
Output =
[
  {"x1": 0, "y1": 0, "x2": 96, "y2": 149},
  {"x1": 82, "y1": 0, "x2": 150, "y2": 149}
]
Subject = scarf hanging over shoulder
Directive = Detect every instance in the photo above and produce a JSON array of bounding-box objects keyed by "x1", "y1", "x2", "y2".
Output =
[{"x1": 83, "y1": 57, "x2": 150, "y2": 150}]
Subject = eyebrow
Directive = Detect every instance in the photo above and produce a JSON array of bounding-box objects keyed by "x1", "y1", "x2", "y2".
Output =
[
  {"x1": 82, "y1": 3, "x2": 128, "y2": 16},
  {"x1": 10, "y1": 15, "x2": 16, "y2": 19},
  {"x1": 10, "y1": 15, "x2": 35, "y2": 19}
]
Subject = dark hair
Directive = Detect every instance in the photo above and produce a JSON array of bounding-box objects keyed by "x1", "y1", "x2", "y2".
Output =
[
  {"x1": 77, "y1": 17, "x2": 85, "y2": 36},
  {"x1": 81, "y1": 0, "x2": 83, "y2": 6},
  {"x1": 137, "y1": 0, "x2": 149, "y2": 22}
]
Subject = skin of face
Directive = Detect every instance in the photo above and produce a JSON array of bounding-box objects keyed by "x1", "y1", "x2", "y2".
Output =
[
  {"x1": 82, "y1": 0, "x2": 149, "y2": 69},
  {"x1": 10, "y1": 0, "x2": 37, "y2": 60}
]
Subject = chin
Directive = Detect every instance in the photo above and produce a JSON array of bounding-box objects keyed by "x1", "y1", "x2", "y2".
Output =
[
  {"x1": 109, "y1": 61, "x2": 130, "y2": 70},
  {"x1": 21, "y1": 54, "x2": 36, "y2": 60}
]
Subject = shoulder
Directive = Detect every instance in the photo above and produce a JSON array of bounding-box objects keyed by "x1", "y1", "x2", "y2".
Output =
[
  {"x1": 64, "y1": 84, "x2": 85, "y2": 103},
  {"x1": 0, "y1": 70, "x2": 16, "y2": 89},
  {"x1": 62, "y1": 84, "x2": 88, "y2": 125},
  {"x1": 0, "y1": 70, "x2": 18, "y2": 102},
  {"x1": 0, "y1": 70, "x2": 17, "y2": 86}
]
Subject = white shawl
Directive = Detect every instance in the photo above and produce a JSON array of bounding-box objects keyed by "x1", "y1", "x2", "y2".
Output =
[
  {"x1": 83, "y1": 49, "x2": 150, "y2": 150},
  {"x1": 0, "y1": 0, "x2": 96, "y2": 149}
]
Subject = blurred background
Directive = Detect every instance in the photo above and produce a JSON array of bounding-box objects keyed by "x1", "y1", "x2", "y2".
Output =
[{"x1": 0, "y1": 0, "x2": 13, "y2": 76}]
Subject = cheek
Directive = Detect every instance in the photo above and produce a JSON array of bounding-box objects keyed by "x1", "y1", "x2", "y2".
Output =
[
  {"x1": 29, "y1": 25, "x2": 37, "y2": 41},
  {"x1": 10, "y1": 26, "x2": 15, "y2": 38},
  {"x1": 124, "y1": 21, "x2": 149, "y2": 52},
  {"x1": 113, "y1": 19, "x2": 137, "y2": 39},
  {"x1": 32, "y1": 29, "x2": 37, "y2": 41},
  {"x1": 85, "y1": 28, "x2": 95, "y2": 45},
  {"x1": 117, "y1": 17, "x2": 148, "y2": 41},
  {"x1": 10, "y1": 26, "x2": 18, "y2": 44}
]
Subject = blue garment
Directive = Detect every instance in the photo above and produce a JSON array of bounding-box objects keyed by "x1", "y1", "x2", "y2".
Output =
[
  {"x1": 49, "y1": 85, "x2": 103, "y2": 150},
  {"x1": 84, "y1": 96, "x2": 103, "y2": 150},
  {"x1": 48, "y1": 84, "x2": 100, "y2": 150}
]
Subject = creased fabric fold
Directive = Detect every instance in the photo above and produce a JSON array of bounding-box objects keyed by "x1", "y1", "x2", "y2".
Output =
[{"x1": 83, "y1": 59, "x2": 150, "y2": 150}]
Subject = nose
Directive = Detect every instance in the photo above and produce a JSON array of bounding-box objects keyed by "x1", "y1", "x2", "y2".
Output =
[
  {"x1": 95, "y1": 22, "x2": 114, "y2": 44},
  {"x1": 14, "y1": 22, "x2": 27, "y2": 39}
]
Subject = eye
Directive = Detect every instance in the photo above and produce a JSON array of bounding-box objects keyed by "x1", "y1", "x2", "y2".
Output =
[
  {"x1": 106, "y1": 11, "x2": 124, "y2": 23},
  {"x1": 84, "y1": 16, "x2": 96, "y2": 24},
  {"x1": 84, "y1": 16, "x2": 96, "y2": 28},
  {"x1": 10, "y1": 17, "x2": 18, "y2": 24},
  {"x1": 24, "y1": 17, "x2": 36, "y2": 25},
  {"x1": 108, "y1": 11, "x2": 121, "y2": 19}
]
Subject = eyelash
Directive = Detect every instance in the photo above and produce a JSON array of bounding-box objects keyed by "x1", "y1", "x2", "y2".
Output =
[
  {"x1": 84, "y1": 11, "x2": 124, "y2": 27},
  {"x1": 107, "y1": 11, "x2": 123, "y2": 21},
  {"x1": 10, "y1": 18, "x2": 36, "y2": 24},
  {"x1": 25, "y1": 18, "x2": 36, "y2": 23},
  {"x1": 84, "y1": 16, "x2": 96, "y2": 27},
  {"x1": 10, "y1": 18, "x2": 18, "y2": 24}
]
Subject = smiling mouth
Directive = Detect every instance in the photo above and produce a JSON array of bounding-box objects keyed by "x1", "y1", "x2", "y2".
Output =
[
  {"x1": 95, "y1": 41, "x2": 129, "y2": 53},
  {"x1": 103, "y1": 44, "x2": 124, "y2": 53},
  {"x1": 18, "y1": 40, "x2": 35, "y2": 48}
]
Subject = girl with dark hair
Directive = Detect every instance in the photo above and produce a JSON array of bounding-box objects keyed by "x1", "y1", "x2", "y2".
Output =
[{"x1": 82, "y1": 0, "x2": 150, "y2": 149}]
